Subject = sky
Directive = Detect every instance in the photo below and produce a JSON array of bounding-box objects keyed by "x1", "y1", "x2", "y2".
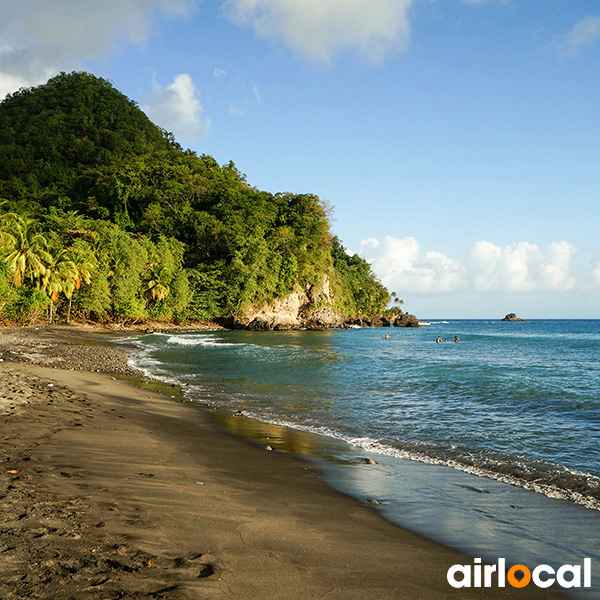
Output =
[{"x1": 1, "y1": 0, "x2": 599, "y2": 318}]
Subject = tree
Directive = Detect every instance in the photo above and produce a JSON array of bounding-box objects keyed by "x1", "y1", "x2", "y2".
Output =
[
  {"x1": 0, "y1": 73, "x2": 392, "y2": 325},
  {"x1": 0, "y1": 215, "x2": 51, "y2": 287},
  {"x1": 386, "y1": 291, "x2": 404, "y2": 317},
  {"x1": 0, "y1": 260, "x2": 18, "y2": 322},
  {"x1": 40, "y1": 248, "x2": 78, "y2": 323},
  {"x1": 63, "y1": 245, "x2": 96, "y2": 323},
  {"x1": 104, "y1": 226, "x2": 148, "y2": 323},
  {"x1": 142, "y1": 263, "x2": 170, "y2": 305}
]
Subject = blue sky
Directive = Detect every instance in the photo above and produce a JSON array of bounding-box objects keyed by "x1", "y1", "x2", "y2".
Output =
[{"x1": 1, "y1": 0, "x2": 599, "y2": 318}]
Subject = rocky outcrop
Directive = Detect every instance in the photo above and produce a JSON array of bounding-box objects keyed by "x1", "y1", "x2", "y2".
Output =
[
  {"x1": 235, "y1": 274, "x2": 345, "y2": 331},
  {"x1": 370, "y1": 316, "x2": 392, "y2": 328},
  {"x1": 502, "y1": 313, "x2": 526, "y2": 322},
  {"x1": 227, "y1": 278, "x2": 422, "y2": 331},
  {"x1": 347, "y1": 317, "x2": 370, "y2": 327},
  {"x1": 393, "y1": 314, "x2": 420, "y2": 327}
]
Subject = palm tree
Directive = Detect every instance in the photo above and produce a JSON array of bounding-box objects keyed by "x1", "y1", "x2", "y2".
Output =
[
  {"x1": 387, "y1": 291, "x2": 404, "y2": 317},
  {"x1": 142, "y1": 263, "x2": 170, "y2": 306},
  {"x1": 41, "y1": 249, "x2": 78, "y2": 323},
  {"x1": 0, "y1": 201, "x2": 16, "y2": 228},
  {"x1": 390, "y1": 291, "x2": 404, "y2": 307},
  {"x1": 0, "y1": 215, "x2": 51, "y2": 287},
  {"x1": 63, "y1": 247, "x2": 96, "y2": 323}
]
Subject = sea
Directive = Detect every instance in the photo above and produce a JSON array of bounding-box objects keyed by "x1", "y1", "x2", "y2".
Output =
[{"x1": 125, "y1": 319, "x2": 600, "y2": 596}]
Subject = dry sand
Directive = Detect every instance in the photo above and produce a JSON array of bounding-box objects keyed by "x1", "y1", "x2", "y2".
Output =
[{"x1": 0, "y1": 327, "x2": 565, "y2": 599}]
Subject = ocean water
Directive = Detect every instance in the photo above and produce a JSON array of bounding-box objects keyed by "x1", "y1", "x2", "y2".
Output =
[{"x1": 127, "y1": 320, "x2": 600, "y2": 593}]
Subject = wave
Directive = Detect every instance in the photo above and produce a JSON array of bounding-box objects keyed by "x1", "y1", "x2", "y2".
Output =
[
  {"x1": 189, "y1": 401, "x2": 600, "y2": 512},
  {"x1": 127, "y1": 326, "x2": 600, "y2": 514},
  {"x1": 337, "y1": 436, "x2": 600, "y2": 511},
  {"x1": 153, "y1": 333, "x2": 242, "y2": 347},
  {"x1": 127, "y1": 351, "x2": 178, "y2": 384}
]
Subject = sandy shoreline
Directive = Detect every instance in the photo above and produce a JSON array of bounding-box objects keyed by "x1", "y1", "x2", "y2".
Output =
[{"x1": 0, "y1": 326, "x2": 565, "y2": 598}]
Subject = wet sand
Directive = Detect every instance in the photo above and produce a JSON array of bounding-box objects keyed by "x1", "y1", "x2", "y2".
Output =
[{"x1": 0, "y1": 326, "x2": 565, "y2": 598}]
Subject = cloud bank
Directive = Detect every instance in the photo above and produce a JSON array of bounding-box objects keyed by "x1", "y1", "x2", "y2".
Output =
[
  {"x1": 0, "y1": 0, "x2": 518, "y2": 100},
  {"x1": 361, "y1": 236, "x2": 586, "y2": 296},
  {"x1": 0, "y1": 0, "x2": 197, "y2": 98},
  {"x1": 222, "y1": 0, "x2": 414, "y2": 63},
  {"x1": 361, "y1": 237, "x2": 465, "y2": 294},
  {"x1": 144, "y1": 73, "x2": 210, "y2": 141}
]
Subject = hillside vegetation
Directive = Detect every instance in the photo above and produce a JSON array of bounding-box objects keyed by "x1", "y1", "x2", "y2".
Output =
[{"x1": 0, "y1": 72, "x2": 393, "y2": 327}]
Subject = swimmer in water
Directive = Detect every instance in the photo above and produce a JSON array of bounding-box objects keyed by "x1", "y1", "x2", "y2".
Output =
[
  {"x1": 454, "y1": 336, "x2": 460, "y2": 343},
  {"x1": 436, "y1": 336, "x2": 442, "y2": 343}
]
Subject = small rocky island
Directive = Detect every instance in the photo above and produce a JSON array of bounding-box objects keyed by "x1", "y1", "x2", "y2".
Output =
[{"x1": 501, "y1": 313, "x2": 526, "y2": 322}]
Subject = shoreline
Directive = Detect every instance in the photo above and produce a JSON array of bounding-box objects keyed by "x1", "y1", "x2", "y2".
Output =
[{"x1": 0, "y1": 326, "x2": 566, "y2": 598}]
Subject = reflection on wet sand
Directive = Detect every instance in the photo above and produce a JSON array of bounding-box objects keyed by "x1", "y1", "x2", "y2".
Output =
[{"x1": 210, "y1": 411, "x2": 357, "y2": 465}]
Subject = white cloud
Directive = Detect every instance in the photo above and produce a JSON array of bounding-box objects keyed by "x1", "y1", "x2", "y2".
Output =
[
  {"x1": 144, "y1": 73, "x2": 210, "y2": 140},
  {"x1": 361, "y1": 236, "x2": 582, "y2": 296},
  {"x1": 0, "y1": 0, "x2": 197, "y2": 98},
  {"x1": 361, "y1": 238, "x2": 380, "y2": 250},
  {"x1": 361, "y1": 236, "x2": 466, "y2": 294},
  {"x1": 550, "y1": 15, "x2": 600, "y2": 58},
  {"x1": 222, "y1": 0, "x2": 414, "y2": 63},
  {"x1": 213, "y1": 67, "x2": 228, "y2": 78},
  {"x1": 466, "y1": 240, "x2": 577, "y2": 292}
]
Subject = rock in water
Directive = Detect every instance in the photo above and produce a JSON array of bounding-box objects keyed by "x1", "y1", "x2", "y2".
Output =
[
  {"x1": 502, "y1": 313, "x2": 526, "y2": 321},
  {"x1": 393, "y1": 314, "x2": 420, "y2": 327}
]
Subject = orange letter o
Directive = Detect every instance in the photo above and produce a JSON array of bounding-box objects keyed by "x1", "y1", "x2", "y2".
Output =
[{"x1": 507, "y1": 565, "x2": 531, "y2": 588}]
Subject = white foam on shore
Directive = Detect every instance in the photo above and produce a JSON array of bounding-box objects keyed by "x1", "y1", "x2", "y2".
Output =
[
  {"x1": 205, "y1": 407, "x2": 600, "y2": 512},
  {"x1": 162, "y1": 334, "x2": 241, "y2": 347},
  {"x1": 125, "y1": 339, "x2": 181, "y2": 385},
  {"x1": 125, "y1": 333, "x2": 600, "y2": 513}
]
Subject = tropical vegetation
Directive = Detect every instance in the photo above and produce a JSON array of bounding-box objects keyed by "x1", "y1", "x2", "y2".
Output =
[{"x1": 0, "y1": 72, "x2": 394, "y2": 327}]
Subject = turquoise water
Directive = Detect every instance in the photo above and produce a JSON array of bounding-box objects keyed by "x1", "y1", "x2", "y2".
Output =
[{"x1": 129, "y1": 320, "x2": 600, "y2": 591}]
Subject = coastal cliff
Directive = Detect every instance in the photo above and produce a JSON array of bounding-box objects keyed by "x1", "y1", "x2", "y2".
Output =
[
  {"x1": 219, "y1": 273, "x2": 418, "y2": 330},
  {"x1": 0, "y1": 72, "x2": 394, "y2": 329},
  {"x1": 230, "y1": 275, "x2": 344, "y2": 330}
]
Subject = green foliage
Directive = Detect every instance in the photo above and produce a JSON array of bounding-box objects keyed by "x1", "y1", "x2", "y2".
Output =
[
  {"x1": 276, "y1": 254, "x2": 298, "y2": 297},
  {"x1": 331, "y1": 238, "x2": 390, "y2": 318},
  {"x1": 40, "y1": 248, "x2": 78, "y2": 322},
  {"x1": 74, "y1": 267, "x2": 111, "y2": 321},
  {"x1": 11, "y1": 286, "x2": 50, "y2": 325},
  {"x1": 0, "y1": 72, "x2": 176, "y2": 210},
  {"x1": 186, "y1": 269, "x2": 227, "y2": 322},
  {"x1": 383, "y1": 291, "x2": 405, "y2": 318},
  {"x1": 140, "y1": 235, "x2": 190, "y2": 320},
  {"x1": 0, "y1": 72, "x2": 391, "y2": 325},
  {"x1": 162, "y1": 270, "x2": 192, "y2": 322},
  {"x1": 100, "y1": 224, "x2": 148, "y2": 321},
  {"x1": 0, "y1": 214, "x2": 51, "y2": 286},
  {"x1": 0, "y1": 261, "x2": 18, "y2": 322}
]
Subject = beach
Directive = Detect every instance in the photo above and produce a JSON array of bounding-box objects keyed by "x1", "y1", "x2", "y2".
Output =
[{"x1": 0, "y1": 326, "x2": 566, "y2": 599}]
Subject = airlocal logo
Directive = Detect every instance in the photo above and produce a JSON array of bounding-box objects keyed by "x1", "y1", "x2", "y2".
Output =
[{"x1": 447, "y1": 558, "x2": 592, "y2": 589}]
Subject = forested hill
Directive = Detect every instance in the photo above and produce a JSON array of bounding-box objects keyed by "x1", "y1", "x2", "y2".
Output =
[{"x1": 0, "y1": 72, "x2": 394, "y2": 328}]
